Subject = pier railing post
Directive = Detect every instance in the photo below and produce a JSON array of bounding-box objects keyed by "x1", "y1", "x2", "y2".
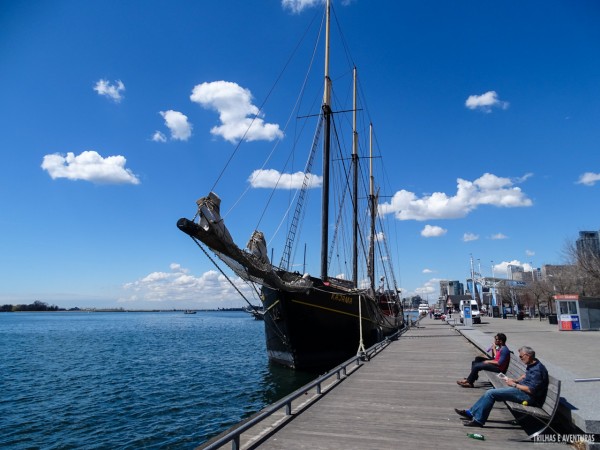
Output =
[{"x1": 200, "y1": 336, "x2": 404, "y2": 450}]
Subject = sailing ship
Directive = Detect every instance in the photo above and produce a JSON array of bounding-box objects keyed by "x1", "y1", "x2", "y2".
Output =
[{"x1": 177, "y1": 0, "x2": 404, "y2": 370}]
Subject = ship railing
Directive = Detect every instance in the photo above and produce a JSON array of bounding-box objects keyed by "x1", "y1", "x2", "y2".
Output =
[{"x1": 199, "y1": 329, "x2": 407, "y2": 450}]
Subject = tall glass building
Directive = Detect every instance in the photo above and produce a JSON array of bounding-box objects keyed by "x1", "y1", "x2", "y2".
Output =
[{"x1": 576, "y1": 230, "x2": 600, "y2": 257}]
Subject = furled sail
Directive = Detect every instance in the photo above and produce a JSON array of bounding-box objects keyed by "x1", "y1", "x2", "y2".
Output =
[{"x1": 177, "y1": 192, "x2": 312, "y2": 292}]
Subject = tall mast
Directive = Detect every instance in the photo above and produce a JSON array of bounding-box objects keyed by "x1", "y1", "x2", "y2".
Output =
[
  {"x1": 368, "y1": 124, "x2": 376, "y2": 292},
  {"x1": 352, "y1": 67, "x2": 358, "y2": 286},
  {"x1": 470, "y1": 254, "x2": 476, "y2": 301},
  {"x1": 320, "y1": 0, "x2": 331, "y2": 280}
]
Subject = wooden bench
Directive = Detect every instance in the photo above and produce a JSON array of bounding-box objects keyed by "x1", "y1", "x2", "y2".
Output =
[{"x1": 486, "y1": 352, "x2": 562, "y2": 440}]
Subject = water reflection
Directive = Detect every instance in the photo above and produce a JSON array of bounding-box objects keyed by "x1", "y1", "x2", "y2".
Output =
[{"x1": 260, "y1": 363, "x2": 317, "y2": 406}]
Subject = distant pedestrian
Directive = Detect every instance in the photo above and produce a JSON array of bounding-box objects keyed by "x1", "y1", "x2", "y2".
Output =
[
  {"x1": 429, "y1": 309, "x2": 433, "y2": 319},
  {"x1": 455, "y1": 346, "x2": 549, "y2": 428},
  {"x1": 457, "y1": 333, "x2": 510, "y2": 388}
]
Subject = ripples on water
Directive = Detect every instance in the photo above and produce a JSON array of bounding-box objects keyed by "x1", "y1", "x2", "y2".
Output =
[{"x1": 0, "y1": 312, "x2": 315, "y2": 449}]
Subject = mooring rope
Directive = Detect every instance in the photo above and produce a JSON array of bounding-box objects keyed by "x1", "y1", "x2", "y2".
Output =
[{"x1": 356, "y1": 293, "x2": 367, "y2": 358}]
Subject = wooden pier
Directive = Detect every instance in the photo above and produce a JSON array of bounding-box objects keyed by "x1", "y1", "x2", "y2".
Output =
[{"x1": 201, "y1": 319, "x2": 562, "y2": 449}]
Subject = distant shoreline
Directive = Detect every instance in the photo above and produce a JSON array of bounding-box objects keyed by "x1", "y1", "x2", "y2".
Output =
[{"x1": 1, "y1": 308, "x2": 249, "y2": 313}]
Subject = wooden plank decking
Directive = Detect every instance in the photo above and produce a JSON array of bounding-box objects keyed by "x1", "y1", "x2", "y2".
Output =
[{"x1": 237, "y1": 319, "x2": 561, "y2": 449}]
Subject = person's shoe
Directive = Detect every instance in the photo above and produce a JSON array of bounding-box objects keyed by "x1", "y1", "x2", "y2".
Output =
[
  {"x1": 457, "y1": 380, "x2": 474, "y2": 388},
  {"x1": 454, "y1": 408, "x2": 472, "y2": 419},
  {"x1": 463, "y1": 419, "x2": 483, "y2": 428}
]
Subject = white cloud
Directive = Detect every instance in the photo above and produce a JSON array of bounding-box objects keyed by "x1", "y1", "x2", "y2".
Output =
[
  {"x1": 465, "y1": 90, "x2": 509, "y2": 113},
  {"x1": 93, "y1": 79, "x2": 125, "y2": 102},
  {"x1": 414, "y1": 278, "x2": 441, "y2": 298},
  {"x1": 121, "y1": 264, "x2": 253, "y2": 304},
  {"x1": 421, "y1": 224, "x2": 447, "y2": 237},
  {"x1": 525, "y1": 249, "x2": 535, "y2": 257},
  {"x1": 463, "y1": 233, "x2": 479, "y2": 242},
  {"x1": 366, "y1": 231, "x2": 386, "y2": 248},
  {"x1": 151, "y1": 131, "x2": 167, "y2": 142},
  {"x1": 169, "y1": 263, "x2": 187, "y2": 273},
  {"x1": 493, "y1": 260, "x2": 535, "y2": 276},
  {"x1": 577, "y1": 172, "x2": 600, "y2": 186},
  {"x1": 491, "y1": 262, "x2": 501, "y2": 274},
  {"x1": 422, "y1": 268, "x2": 434, "y2": 274},
  {"x1": 281, "y1": 0, "x2": 352, "y2": 13},
  {"x1": 190, "y1": 81, "x2": 283, "y2": 143},
  {"x1": 490, "y1": 233, "x2": 508, "y2": 240},
  {"x1": 41, "y1": 150, "x2": 140, "y2": 184},
  {"x1": 282, "y1": 0, "x2": 323, "y2": 13},
  {"x1": 248, "y1": 169, "x2": 322, "y2": 189},
  {"x1": 515, "y1": 172, "x2": 534, "y2": 183},
  {"x1": 379, "y1": 172, "x2": 532, "y2": 221},
  {"x1": 159, "y1": 110, "x2": 192, "y2": 141},
  {"x1": 493, "y1": 261, "x2": 513, "y2": 276}
]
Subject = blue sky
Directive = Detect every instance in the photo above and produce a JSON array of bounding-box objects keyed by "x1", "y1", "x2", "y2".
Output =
[{"x1": 1, "y1": 0, "x2": 599, "y2": 310}]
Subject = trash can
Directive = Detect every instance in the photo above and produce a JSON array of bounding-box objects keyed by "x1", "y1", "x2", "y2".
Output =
[
  {"x1": 492, "y1": 306, "x2": 500, "y2": 318},
  {"x1": 517, "y1": 312, "x2": 524, "y2": 320},
  {"x1": 548, "y1": 314, "x2": 558, "y2": 325}
]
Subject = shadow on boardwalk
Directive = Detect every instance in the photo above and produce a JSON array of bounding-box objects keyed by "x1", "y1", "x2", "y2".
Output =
[{"x1": 226, "y1": 320, "x2": 563, "y2": 449}]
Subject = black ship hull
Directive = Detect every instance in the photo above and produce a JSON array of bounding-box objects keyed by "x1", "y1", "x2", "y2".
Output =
[{"x1": 261, "y1": 278, "x2": 402, "y2": 370}]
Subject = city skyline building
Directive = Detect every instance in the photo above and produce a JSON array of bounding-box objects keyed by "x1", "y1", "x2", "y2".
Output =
[{"x1": 576, "y1": 230, "x2": 600, "y2": 258}]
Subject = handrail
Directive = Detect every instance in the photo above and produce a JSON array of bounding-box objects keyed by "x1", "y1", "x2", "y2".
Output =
[{"x1": 199, "y1": 327, "x2": 407, "y2": 450}]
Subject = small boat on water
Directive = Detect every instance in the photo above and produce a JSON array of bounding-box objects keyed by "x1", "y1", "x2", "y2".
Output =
[
  {"x1": 177, "y1": 0, "x2": 404, "y2": 370},
  {"x1": 184, "y1": 310, "x2": 197, "y2": 315},
  {"x1": 244, "y1": 306, "x2": 265, "y2": 320}
]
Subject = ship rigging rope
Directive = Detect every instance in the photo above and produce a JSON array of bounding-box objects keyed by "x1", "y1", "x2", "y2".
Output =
[
  {"x1": 191, "y1": 236, "x2": 259, "y2": 305},
  {"x1": 209, "y1": 8, "x2": 323, "y2": 202},
  {"x1": 325, "y1": 105, "x2": 375, "y2": 284},
  {"x1": 188, "y1": 236, "x2": 291, "y2": 348}
]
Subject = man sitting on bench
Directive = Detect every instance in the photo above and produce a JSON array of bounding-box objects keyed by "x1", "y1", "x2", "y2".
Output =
[
  {"x1": 455, "y1": 346, "x2": 549, "y2": 428},
  {"x1": 457, "y1": 333, "x2": 510, "y2": 388}
]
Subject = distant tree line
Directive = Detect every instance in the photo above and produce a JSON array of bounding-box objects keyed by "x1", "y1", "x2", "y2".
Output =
[{"x1": 0, "y1": 300, "x2": 66, "y2": 312}]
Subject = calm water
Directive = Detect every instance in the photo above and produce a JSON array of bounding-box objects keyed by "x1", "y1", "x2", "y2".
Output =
[{"x1": 0, "y1": 311, "x2": 315, "y2": 449}]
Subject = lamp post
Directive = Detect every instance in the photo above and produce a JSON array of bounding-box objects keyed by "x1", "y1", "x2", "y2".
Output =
[
  {"x1": 547, "y1": 274, "x2": 555, "y2": 314},
  {"x1": 477, "y1": 258, "x2": 483, "y2": 309},
  {"x1": 529, "y1": 261, "x2": 535, "y2": 319},
  {"x1": 491, "y1": 261, "x2": 496, "y2": 316}
]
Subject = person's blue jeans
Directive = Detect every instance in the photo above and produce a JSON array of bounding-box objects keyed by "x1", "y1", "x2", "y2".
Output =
[
  {"x1": 467, "y1": 360, "x2": 501, "y2": 384},
  {"x1": 469, "y1": 387, "x2": 531, "y2": 425}
]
